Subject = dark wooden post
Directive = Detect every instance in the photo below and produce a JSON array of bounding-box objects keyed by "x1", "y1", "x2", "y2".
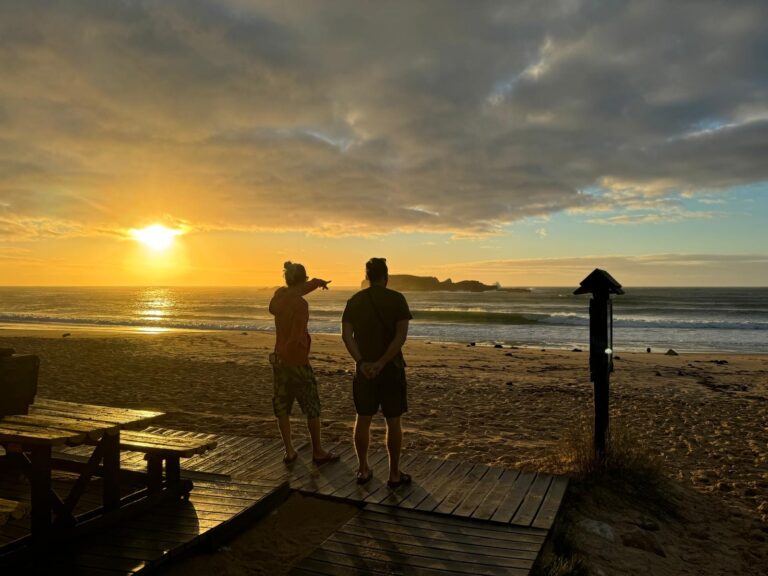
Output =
[{"x1": 574, "y1": 269, "x2": 624, "y2": 459}]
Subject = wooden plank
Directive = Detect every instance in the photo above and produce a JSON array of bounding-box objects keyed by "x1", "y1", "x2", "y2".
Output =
[
  {"x1": 0, "y1": 424, "x2": 82, "y2": 445},
  {"x1": 435, "y1": 464, "x2": 493, "y2": 517},
  {"x1": 363, "y1": 505, "x2": 547, "y2": 541},
  {"x1": 0, "y1": 498, "x2": 27, "y2": 519},
  {"x1": 308, "y1": 447, "x2": 366, "y2": 497},
  {"x1": 328, "y1": 448, "x2": 389, "y2": 500},
  {"x1": 292, "y1": 444, "x2": 357, "y2": 494},
  {"x1": 453, "y1": 466, "x2": 504, "y2": 518},
  {"x1": 117, "y1": 437, "x2": 215, "y2": 457},
  {"x1": 345, "y1": 446, "x2": 400, "y2": 501},
  {"x1": 471, "y1": 468, "x2": 520, "y2": 521},
  {"x1": 432, "y1": 463, "x2": 490, "y2": 516},
  {"x1": 398, "y1": 459, "x2": 460, "y2": 510},
  {"x1": 312, "y1": 542, "x2": 530, "y2": 576},
  {"x1": 222, "y1": 438, "x2": 288, "y2": 477},
  {"x1": 2, "y1": 414, "x2": 117, "y2": 439},
  {"x1": 345, "y1": 516, "x2": 544, "y2": 553},
  {"x1": 362, "y1": 451, "x2": 422, "y2": 503},
  {"x1": 492, "y1": 471, "x2": 538, "y2": 524},
  {"x1": 73, "y1": 551, "x2": 147, "y2": 573},
  {"x1": 326, "y1": 531, "x2": 536, "y2": 569},
  {"x1": 211, "y1": 436, "x2": 267, "y2": 468},
  {"x1": 231, "y1": 437, "x2": 295, "y2": 480},
  {"x1": 120, "y1": 430, "x2": 217, "y2": 448},
  {"x1": 180, "y1": 435, "x2": 247, "y2": 472},
  {"x1": 376, "y1": 455, "x2": 444, "y2": 507},
  {"x1": 0, "y1": 497, "x2": 28, "y2": 526},
  {"x1": 33, "y1": 398, "x2": 163, "y2": 419},
  {"x1": 289, "y1": 440, "x2": 352, "y2": 484},
  {"x1": 416, "y1": 460, "x2": 475, "y2": 513},
  {"x1": 293, "y1": 556, "x2": 394, "y2": 575},
  {"x1": 510, "y1": 473, "x2": 554, "y2": 527},
  {"x1": 29, "y1": 406, "x2": 154, "y2": 429},
  {"x1": 253, "y1": 439, "x2": 313, "y2": 480},
  {"x1": 334, "y1": 523, "x2": 541, "y2": 559},
  {"x1": 274, "y1": 443, "x2": 315, "y2": 490},
  {"x1": 298, "y1": 549, "x2": 454, "y2": 576},
  {"x1": 531, "y1": 475, "x2": 569, "y2": 530}
]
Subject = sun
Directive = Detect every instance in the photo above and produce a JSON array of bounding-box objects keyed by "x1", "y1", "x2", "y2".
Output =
[{"x1": 130, "y1": 224, "x2": 184, "y2": 251}]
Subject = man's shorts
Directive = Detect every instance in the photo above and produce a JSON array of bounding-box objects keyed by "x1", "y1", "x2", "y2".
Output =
[
  {"x1": 353, "y1": 362, "x2": 407, "y2": 418},
  {"x1": 272, "y1": 364, "x2": 321, "y2": 418}
]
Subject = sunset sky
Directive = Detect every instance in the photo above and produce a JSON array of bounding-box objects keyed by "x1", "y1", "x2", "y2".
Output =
[{"x1": 1, "y1": 1, "x2": 767, "y2": 287}]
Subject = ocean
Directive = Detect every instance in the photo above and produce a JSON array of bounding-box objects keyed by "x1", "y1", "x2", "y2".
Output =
[{"x1": 0, "y1": 286, "x2": 766, "y2": 353}]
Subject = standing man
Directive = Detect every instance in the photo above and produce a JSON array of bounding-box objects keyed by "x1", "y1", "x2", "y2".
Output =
[
  {"x1": 342, "y1": 258, "x2": 412, "y2": 487},
  {"x1": 270, "y1": 261, "x2": 339, "y2": 466}
]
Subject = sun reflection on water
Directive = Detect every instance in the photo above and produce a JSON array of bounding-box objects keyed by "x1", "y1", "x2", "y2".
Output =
[{"x1": 136, "y1": 288, "x2": 176, "y2": 327}]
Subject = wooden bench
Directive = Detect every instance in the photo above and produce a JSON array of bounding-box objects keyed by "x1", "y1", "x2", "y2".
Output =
[
  {"x1": 119, "y1": 431, "x2": 217, "y2": 496},
  {"x1": 0, "y1": 497, "x2": 28, "y2": 526}
]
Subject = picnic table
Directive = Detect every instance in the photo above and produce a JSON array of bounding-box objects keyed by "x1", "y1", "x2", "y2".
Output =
[{"x1": 0, "y1": 398, "x2": 164, "y2": 543}]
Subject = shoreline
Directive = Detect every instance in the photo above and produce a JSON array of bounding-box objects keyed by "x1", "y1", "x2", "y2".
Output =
[{"x1": 2, "y1": 323, "x2": 765, "y2": 356}]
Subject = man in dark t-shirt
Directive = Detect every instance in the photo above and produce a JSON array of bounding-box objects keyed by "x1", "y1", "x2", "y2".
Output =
[{"x1": 342, "y1": 258, "x2": 413, "y2": 488}]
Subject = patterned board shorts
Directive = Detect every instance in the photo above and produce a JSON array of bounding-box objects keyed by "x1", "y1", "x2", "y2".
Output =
[{"x1": 272, "y1": 364, "x2": 321, "y2": 418}]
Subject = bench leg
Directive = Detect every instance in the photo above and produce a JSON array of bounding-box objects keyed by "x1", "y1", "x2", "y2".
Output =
[
  {"x1": 30, "y1": 446, "x2": 52, "y2": 542},
  {"x1": 166, "y1": 457, "x2": 180, "y2": 486},
  {"x1": 146, "y1": 456, "x2": 163, "y2": 492},
  {"x1": 102, "y1": 434, "x2": 120, "y2": 510},
  {"x1": 166, "y1": 457, "x2": 193, "y2": 499}
]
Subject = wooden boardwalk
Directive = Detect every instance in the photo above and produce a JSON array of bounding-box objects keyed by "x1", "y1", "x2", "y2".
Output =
[
  {"x1": 0, "y1": 465, "x2": 289, "y2": 573},
  {"x1": 68, "y1": 475, "x2": 289, "y2": 575},
  {"x1": 292, "y1": 504, "x2": 548, "y2": 576},
  {"x1": 65, "y1": 428, "x2": 566, "y2": 530},
  {"x1": 54, "y1": 428, "x2": 570, "y2": 574},
  {"x1": 172, "y1": 431, "x2": 568, "y2": 531}
]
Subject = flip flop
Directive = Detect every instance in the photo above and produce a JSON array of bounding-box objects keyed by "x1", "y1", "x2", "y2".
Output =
[
  {"x1": 283, "y1": 452, "x2": 298, "y2": 464},
  {"x1": 312, "y1": 451, "x2": 341, "y2": 465},
  {"x1": 387, "y1": 472, "x2": 412, "y2": 488},
  {"x1": 356, "y1": 470, "x2": 373, "y2": 485}
]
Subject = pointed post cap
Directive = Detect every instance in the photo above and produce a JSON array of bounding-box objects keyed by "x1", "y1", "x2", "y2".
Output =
[{"x1": 574, "y1": 268, "x2": 625, "y2": 296}]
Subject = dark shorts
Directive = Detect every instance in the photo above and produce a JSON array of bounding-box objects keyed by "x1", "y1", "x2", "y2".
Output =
[
  {"x1": 272, "y1": 364, "x2": 321, "y2": 418},
  {"x1": 353, "y1": 362, "x2": 407, "y2": 418}
]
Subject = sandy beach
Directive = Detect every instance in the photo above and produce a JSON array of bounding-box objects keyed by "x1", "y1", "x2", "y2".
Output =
[{"x1": 2, "y1": 327, "x2": 767, "y2": 574}]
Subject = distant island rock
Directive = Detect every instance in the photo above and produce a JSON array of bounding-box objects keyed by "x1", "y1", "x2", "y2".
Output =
[{"x1": 362, "y1": 275, "x2": 530, "y2": 293}]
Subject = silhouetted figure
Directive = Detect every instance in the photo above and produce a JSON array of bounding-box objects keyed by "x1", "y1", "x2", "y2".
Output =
[
  {"x1": 269, "y1": 261, "x2": 338, "y2": 465},
  {"x1": 342, "y1": 258, "x2": 412, "y2": 487}
]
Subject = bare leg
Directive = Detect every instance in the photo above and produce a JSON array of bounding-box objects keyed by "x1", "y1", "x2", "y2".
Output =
[
  {"x1": 354, "y1": 414, "x2": 373, "y2": 475},
  {"x1": 385, "y1": 416, "x2": 403, "y2": 482},
  {"x1": 307, "y1": 416, "x2": 331, "y2": 459},
  {"x1": 277, "y1": 415, "x2": 296, "y2": 459}
]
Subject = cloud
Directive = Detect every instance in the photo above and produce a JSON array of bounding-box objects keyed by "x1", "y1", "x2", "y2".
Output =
[
  {"x1": 0, "y1": 0, "x2": 767, "y2": 237},
  {"x1": 434, "y1": 253, "x2": 768, "y2": 286}
]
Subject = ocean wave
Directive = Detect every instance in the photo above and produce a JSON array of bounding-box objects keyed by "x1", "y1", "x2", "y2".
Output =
[
  {"x1": 4, "y1": 309, "x2": 766, "y2": 332},
  {"x1": 539, "y1": 314, "x2": 768, "y2": 330},
  {"x1": 412, "y1": 310, "x2": 539, "y2": 325}
]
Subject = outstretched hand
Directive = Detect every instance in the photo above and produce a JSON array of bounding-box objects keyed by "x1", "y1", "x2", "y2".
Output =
[{"x1": 319, "y1": 279, "x2": 332, "y2": 290}]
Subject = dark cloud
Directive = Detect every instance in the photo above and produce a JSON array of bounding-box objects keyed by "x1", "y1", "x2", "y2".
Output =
[{"x1": 0, "y1": 0, "x2": 766, "y2": 237}]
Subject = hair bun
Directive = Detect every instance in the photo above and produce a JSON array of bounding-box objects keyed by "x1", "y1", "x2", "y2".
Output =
[{"x1": 283, "y1": 261, "x2": 293, "y2": 269}]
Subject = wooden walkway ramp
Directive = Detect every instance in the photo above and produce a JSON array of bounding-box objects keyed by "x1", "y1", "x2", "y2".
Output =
[
  {"x1": 59, "y1": 428, "x2": 569, "y2": 574},
  {"x1": 68, "y1": 475, "x2": 289, "y2": 575},
  {"x1": 292, "y1": 503, "x2": 548, "y2": 576},
  {"x1": 0, "y1": 466, "x2": 288, "y2": 574},
  {"x1": 173, "y1": 431, "x2": 567, "y2": 531}
]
